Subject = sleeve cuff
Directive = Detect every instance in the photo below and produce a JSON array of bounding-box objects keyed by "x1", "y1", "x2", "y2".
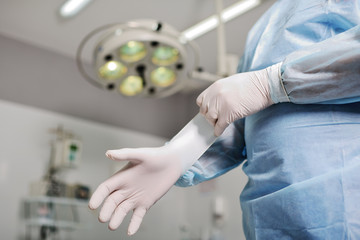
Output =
[{"x1": 268, "y1": 62, "x2": 290, "y2": 103}]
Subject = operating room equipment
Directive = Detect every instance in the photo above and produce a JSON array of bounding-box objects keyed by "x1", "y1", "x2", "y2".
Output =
[
  {"x1": 42, "y1": 125, "x2": 82, "y2": 169},
  {"x1": 22, "y1": 126, "x2": 90, "y2": 240},
  {"x1": 22, "y1": 196, "x2": 90, "y2": 240}
]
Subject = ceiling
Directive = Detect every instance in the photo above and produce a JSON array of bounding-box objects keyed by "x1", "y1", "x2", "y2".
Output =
[{"x1": 0, "y1": 0, "x2": 276, "y2": 138}]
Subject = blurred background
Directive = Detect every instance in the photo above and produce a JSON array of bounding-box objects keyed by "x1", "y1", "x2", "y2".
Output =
[{"x1": 0, "y1": 0, "x2": 276, "y2": 239}]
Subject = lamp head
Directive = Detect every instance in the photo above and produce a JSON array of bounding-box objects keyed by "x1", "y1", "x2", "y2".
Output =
[{"x1": 89, "y1": 20, "x2": 192, "y2": 98}]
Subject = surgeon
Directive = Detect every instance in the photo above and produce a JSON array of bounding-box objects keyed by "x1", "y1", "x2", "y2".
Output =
[{"x1": 89, "y1": 0, "x2": 360, "y2": 239}]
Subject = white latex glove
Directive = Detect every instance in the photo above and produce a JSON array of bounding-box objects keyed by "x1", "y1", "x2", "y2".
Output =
[
  {"x1": 196, "y1": 62, "x2": 288, "y2": 136},
  {"x1": 88, "y1": 114, "x2": 216, "y2": 235}
]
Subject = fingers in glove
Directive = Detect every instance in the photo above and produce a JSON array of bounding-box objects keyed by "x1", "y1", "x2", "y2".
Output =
[
  {"x1": 199, "y1": 102, "x2": 209, "y2": 116},
  {"x1": 89, "y1": 168, "x2": 129, "y2": 209},
  {"x1": 128, "y1": 207, "x2": 147, "y2": 236},
  {"x1": 196, "y1": 93, "x2": 204, "y2": 107},
  {"x1": 106, "y1": 148, "x2": 147, "y2": 164},
  {"x1": 196, "y1": 93, "x2": 210, "y2": 116},
  {"x1": 108, "y1": 201, "x2": 135, "y2": 231},
  {"x1": 214, "y1": 118, "x2": 229, "y2": 137},
  {"x1": 205, "y1": 110, "x2": 217, "y2": 127},
  {"x1": 89, "y1": 182, "x2": 114, "y2": 210},
  {"x1": 99, "y1": 191, "x2": 126, "y2": 222}
]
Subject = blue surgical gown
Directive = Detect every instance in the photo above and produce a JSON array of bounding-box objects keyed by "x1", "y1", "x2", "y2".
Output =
[{"x1": 176, "y1": 0, "x2": 360, "y2": 239}]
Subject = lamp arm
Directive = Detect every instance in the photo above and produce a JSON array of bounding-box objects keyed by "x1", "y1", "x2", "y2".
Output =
[
  {"x1": 216, "y1": 0, "x2": 228, "y2": 77},
  {"x1": 181, "y1": 0, "x2": 262, "y2": 78}
]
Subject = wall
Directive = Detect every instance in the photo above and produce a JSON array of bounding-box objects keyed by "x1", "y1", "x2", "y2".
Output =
[{"x1": 0, "y1": 99, "x2": 247, "y2": 240}]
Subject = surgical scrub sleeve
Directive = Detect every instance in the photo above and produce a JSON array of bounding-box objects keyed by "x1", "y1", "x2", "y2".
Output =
[{"x1": 176, "y1": 0, "x2": 360, "y2": 239}]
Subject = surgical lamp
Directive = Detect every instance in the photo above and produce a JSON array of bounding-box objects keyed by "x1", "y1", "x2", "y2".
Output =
[
  {"x1": 76, "y1": 0, "x2": 261, "y2": 98},
  {"x1": 77, "y1": 20, "x2": 197, "y2": 98}
]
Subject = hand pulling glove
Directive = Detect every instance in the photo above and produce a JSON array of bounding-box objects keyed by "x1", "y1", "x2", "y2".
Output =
[{"x1": 197, "y1": 62, "x2": 288, "y2": 136}]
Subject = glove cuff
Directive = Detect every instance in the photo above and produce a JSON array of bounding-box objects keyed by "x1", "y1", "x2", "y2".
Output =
[
  {"x1": 267, "y1": 62, "x2": 290, "y2": 103},
  {"x1": 169, "y1": 114, "x2": 216, "y2": 175}
]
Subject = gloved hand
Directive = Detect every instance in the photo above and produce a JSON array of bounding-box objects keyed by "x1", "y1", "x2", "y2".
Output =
[
  {"x1": 88, "y1": 114, "x2": 216, "y2": 235},
  {"x1": 196, "y1": 62, "x2": 288, "y2": 136},
  {"x1": 88, "y1": 146, "x2": 183, "y2": 235}
]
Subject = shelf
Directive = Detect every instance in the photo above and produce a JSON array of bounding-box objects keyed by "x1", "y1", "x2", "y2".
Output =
[
  {"x1": 23, "y1": 218, "x2": 86, "y2": 229},
  {"x1": 22, "y1": 196, "x2": 91, "y2": 230},
  {"x1": 23, "y1": 196, "x2": 88, "y2": 206}
]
